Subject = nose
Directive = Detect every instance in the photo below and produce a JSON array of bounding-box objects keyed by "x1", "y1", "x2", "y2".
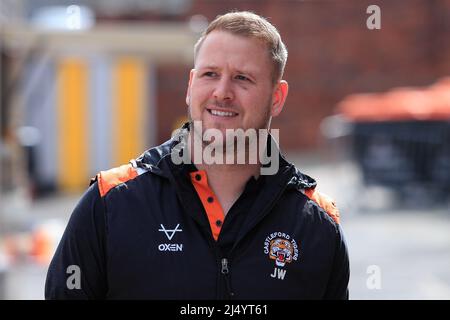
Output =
[{"x1": 213, "y1": 77, "x2": 234, "y2": 101}]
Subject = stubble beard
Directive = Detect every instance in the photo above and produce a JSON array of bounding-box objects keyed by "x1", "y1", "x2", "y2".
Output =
[{"x1": 186, "y1": 100, "x2": 272, "y2": 165}]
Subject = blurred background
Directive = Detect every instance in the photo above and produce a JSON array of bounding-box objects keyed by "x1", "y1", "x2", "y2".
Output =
[{"x1": 0, "y1": 0, "x2": 449, "y2": 299}]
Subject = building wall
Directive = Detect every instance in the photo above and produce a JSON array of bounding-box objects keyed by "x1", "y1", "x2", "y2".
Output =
[{"x1": 156, "y1": 0, "x2": 450, "y2": 150}]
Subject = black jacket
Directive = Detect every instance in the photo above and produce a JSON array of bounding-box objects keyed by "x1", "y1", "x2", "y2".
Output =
[{"x1": 45, "y1": 133, "x2": 349, "y2": 300}]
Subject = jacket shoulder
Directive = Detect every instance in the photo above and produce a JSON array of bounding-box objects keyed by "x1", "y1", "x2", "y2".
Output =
[
  {"x1": 304, "y1": 188, "x2": 340, "y2": 224},
  {"x1": 93, "y1": 164, "x2": 140, "y2": 197}
]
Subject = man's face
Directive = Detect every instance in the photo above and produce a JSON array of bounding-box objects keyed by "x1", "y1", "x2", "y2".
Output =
[{"x1": 186, "y1": 31, "x2": 284, "y2": 139}]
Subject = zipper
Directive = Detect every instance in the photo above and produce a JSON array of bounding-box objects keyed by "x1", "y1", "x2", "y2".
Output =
[
  {"x1": 221, "y1": 258, "x2": 229, "y2": 274},
  {"x1": 217, "y1": 177, "x2": 290, "y2": 299},
  {"x1": 221, "y1": 258, "x2": 234, "y2": 299}
]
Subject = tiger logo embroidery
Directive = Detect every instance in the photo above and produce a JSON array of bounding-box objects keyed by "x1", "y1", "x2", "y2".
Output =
[
  {"x1": 269, "y1": 238, "x2": 294, "y2": 267},
  {"x1": 264, "y1": 232, "x2": 299, "y2": 268}
]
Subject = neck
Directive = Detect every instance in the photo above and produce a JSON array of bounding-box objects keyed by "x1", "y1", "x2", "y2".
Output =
[
  {"x1": 198, "y1": 162, "x2": 260, "y2": 216},
  {"x1": 196, "y1": 161, "x2": 260, "y2": 183},
  {"x1": 187, "y1": 131, "x2": 261, "y2": 215}
]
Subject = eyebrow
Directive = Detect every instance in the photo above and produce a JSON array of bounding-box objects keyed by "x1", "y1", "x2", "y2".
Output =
[
  {"x1": 198, "y1": 65, "x2": 257, "y2": 80},
  {"x1": 197, "y1": 65, "x2": 219, "y2": 71}
]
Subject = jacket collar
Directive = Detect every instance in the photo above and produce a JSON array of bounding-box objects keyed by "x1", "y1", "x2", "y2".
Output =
[
  {"x1": 132, "y1": 123, "x2": 319, "y2": 246},
  {"x1": 132, "y1": 122, "x2": 317, "y2": 191}
]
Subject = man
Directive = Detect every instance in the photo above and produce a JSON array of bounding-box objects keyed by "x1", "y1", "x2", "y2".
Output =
[{"x1": 45, "y1": 11, "x2": 349, "y2": 299}]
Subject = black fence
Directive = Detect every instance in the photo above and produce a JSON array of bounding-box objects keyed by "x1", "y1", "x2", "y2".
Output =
[{"x1": 352, "y1": 120, "x2": 450, "y2": 201}]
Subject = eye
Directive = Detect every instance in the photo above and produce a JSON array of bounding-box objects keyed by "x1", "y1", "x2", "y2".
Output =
[
  {"x1": 203, "y1": 71, "x2": 217, "y2": 77},
  {"x1": 235, "y1": 74, "x2": 249, "y2": 81}
]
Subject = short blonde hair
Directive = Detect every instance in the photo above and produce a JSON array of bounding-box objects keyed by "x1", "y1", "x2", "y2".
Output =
[{"x1": 194, "y1": 11, "x2": 288, "y2": 84}]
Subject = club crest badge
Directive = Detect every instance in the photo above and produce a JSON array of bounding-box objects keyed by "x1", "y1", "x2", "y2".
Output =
[{"x1": 264, "y1": 232, "x2": 299, "y2": 280}]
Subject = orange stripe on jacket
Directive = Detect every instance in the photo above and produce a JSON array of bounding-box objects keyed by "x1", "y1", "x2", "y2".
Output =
[
  {"x1": 304, "y1": 188, "x2": 340, "y2": 224},
  {"x1": 97, "y1": 164, "x2": 139, "y2": 197}
]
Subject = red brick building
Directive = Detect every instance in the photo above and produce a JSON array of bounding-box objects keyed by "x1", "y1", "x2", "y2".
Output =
[{"x1": 155, "y1": 0, "x2": 450, "y2": 150}]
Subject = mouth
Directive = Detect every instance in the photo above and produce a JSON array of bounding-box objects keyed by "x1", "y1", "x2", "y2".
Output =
[{"x1": 206, "y1": 108, "x2": 239, "y2": 118}]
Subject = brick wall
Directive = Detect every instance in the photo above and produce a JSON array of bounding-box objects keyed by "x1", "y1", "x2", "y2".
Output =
[{"x1": 156, "y1": 0, "x2": 450, "y2": 150}]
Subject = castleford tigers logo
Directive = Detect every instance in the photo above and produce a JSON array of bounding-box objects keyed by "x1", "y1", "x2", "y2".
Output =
[
  {"x1": 264, "y1": 232, "x2": 299, "y2": 280},
  {"x1": 269, "y1": 239, "x2": 294, "y2": 267}
]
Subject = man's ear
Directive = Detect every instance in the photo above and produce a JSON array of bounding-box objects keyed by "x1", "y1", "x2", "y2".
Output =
[
  {"x1": 270, "y1": 80, "x2": 289, "y2": 117},
  {"x1": 185, "y1": 69, "x2": 195, "y2": 106}
]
